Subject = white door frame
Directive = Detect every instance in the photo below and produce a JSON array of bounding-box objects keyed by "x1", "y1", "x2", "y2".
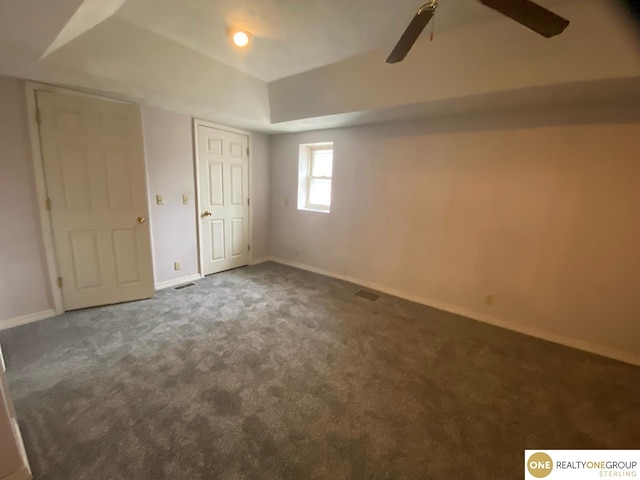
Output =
[
  {"x1": 25, "y1": 81, "x2": 153, "y2": 315},
  {"x1": 192, "y1": 119, "x2": 253, "y2": 276}
]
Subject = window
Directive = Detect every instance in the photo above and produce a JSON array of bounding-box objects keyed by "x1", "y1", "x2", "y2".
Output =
[{"x1": 298, "y1": 143, "x2": 333, "y2": 212}]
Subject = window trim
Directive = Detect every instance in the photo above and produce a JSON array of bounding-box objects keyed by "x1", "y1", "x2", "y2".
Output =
[
  {"x1": 305, "y1": 146, "x2": 332, "y2": 211},
  {"x1": 298, "y1": 142, "x2": 333, "y2": 213}
]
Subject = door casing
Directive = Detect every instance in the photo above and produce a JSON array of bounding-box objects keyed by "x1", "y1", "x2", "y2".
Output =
[
  {"x1": 26, "y1": 82, "x2": 154, "y2": 314},
  {"x1": 26, "y1": 88, "x2": 253, "y2": 314},
  {"x1": 193, "y1": 119, "x2": 253, "y2": 276}
]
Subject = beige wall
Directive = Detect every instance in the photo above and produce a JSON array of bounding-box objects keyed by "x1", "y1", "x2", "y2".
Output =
[
  {"x1": 0, "y1": 76, "x2": 52, "y2": 320},
  {"x1": 269, "y1": 105, "x2": 640, "y2": 362},
  {"x1": 142, "y1": 108, "x2": 271, "y2": 283},
  {"x1": 250, "y1": 133, "x2": 271, "y2": 260},
  {"x1": 2, "y1": 70, "x2": 638, "y2": 365},
  {"x1": 142, "y1": 106, "x2": 199, "y2": 285}
]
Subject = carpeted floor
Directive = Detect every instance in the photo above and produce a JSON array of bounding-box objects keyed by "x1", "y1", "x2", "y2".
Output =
[{"x1": 1, "y1": 262, "x2": 639, "y2": 480}]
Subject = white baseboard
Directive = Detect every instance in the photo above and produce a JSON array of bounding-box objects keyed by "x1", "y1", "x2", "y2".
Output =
[
  {"x1": 10, "y1": 417, "x2": 32, "y2": 480},
  {"x1": 269, "y1": 256, "x2": 640, "y2": 367},
  {"x1": 250, "y1": 257, "x2": 273, "y2": 266},
  {"x1": 155, "y1": 273, "x2": 203, "y2": 291},
  {"x1": 0, "y1": 309, "x2": 57, "y2": 332},
  {"x1": 3, "y1": 464, "x2": 31, "y2": 480}
]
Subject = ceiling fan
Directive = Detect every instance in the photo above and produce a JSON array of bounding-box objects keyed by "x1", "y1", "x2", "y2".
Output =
[{"x1": 387, "y1": 0, "x2": 570, "y2": 64}]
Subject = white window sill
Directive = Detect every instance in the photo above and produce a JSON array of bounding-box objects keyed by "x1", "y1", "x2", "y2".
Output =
[{"x1": 298, "y1": 207, "x2": 330, "y2": 214}]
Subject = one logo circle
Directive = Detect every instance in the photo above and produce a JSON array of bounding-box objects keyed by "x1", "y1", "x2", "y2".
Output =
[{"x1": 527, "y1": 452, "x2": 553, "y2": 478}]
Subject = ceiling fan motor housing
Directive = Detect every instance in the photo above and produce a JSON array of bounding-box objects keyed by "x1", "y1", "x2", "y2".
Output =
[{"x1": 418, "y1": 1, "x2": 439, "y2": 15}]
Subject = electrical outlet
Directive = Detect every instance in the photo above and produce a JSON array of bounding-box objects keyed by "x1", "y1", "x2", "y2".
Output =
[
  {"x1": 485, "y1": 295, "x2": 495, "y2": 306},
  {"x1": 182, "y1": 194, "x2": 189, "y2": 205},
  {"x1": 156, "y1": 195, "x2": 164, "y2": 205},
  {"x1": 174, "y1": 261, "x2": 181, "y2": 271}
]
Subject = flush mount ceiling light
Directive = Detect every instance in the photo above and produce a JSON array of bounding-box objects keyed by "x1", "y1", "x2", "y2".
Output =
[{"x1": 232, "y1": 30, "x2": 250, "y2": 48}]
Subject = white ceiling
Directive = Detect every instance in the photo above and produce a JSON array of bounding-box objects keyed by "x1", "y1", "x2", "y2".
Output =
[
  {"x1": 116, "y1": 0, "x2": 578, "y2": 82},
  {"x1": 1, "y1": 0, "x2": 639, "y2": 132},
  {"x1": 116, "y1": 0, "x2": 508, "y2": 82},
  {"x1": 270, "y1": 78, "x2": 640, "y2": 132}
]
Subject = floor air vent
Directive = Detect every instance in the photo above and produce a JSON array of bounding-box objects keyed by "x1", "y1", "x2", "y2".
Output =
[
  {"x1": 174, "y1": 282, "x2": 197, "y2": 290},
  {"x1": 354, "y1": 289, "x2": 381, "y2": 302}
]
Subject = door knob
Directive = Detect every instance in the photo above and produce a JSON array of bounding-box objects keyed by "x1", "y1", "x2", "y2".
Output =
[
  {"x1": 137, "y1": 216, "x2": 146, "y2": 224},
  {"x1": 202, "y1": 211, "x2": 212, "y2": 217}
]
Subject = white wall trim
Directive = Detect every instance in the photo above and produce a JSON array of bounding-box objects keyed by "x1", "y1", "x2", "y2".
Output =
[
  {"x1": 0, "y1": 309, "x2": 57, "y2": 332},
  {"x1": 155, "y1": 273, "x2": 203, "y2": 291},
  {"x1": 2, "y1": 465, "x2": 32, "y2": 480},
  {"x1": 10, "y1": 416, "x2": 32, "y2": 480},
  {"x1": 25, "y1": 81, "x2": 151, "y2": 316},
  {"x1": 192, "y1": 119, "x2": 254, "y2": 274},
  {"x1": 25, "y1": 82, "x2": 64, "y2": 315},
  {"x1": 250, "y1": 257, "x2": 272, "y2": 265},
  {"x1": 137, "y1": 106, "x2": 157, "y2": 294},
  {"x1": 267, "y1": 256, "x2": 640, "y2": 367}
]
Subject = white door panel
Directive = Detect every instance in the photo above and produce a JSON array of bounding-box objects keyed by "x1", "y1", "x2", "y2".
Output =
[
  {"x1": 197, "y1": 126, "x2": 250, "y2": 275},
  {"x1": 38, "y1": 91, "x2": 154, "y2": 310},
  {"x1": 230, "y1": 165, "x2": 244, "y2": 206},
  {"x1": 210, "y1": 220, "x2": 225, "y2": 261},
  {"x1": 231, "y1": 218, "x2": 244, "y2": 257},
  {"x1": 208, "y1": 161, "x2": 224, "y2": 206}
]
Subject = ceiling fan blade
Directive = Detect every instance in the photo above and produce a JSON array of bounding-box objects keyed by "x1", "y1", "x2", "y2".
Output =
[
  {"x1": 386, "y1": 6, "x2": 436, "y2": 64},
  {"x1": 478, "y1": 0, "x2": 570, "y2": 38}
]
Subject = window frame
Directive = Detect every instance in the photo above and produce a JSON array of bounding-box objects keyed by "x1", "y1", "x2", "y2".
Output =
[
  {"x1": 305, "y1": 146, "x2": 333, "y2": 211},
  {"x1": 297, "y1": 142, "x2": 333, "y2": 213}
]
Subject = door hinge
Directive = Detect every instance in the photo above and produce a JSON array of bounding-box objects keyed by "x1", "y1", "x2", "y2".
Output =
[
  {"x1": 248, "y1": 244, "x2": 251, "y2": 252},
  {"x1": 45, "y1": 198, "x2": 52, "y2": 211},
  {"x1": 246, "y1": 147, "x2": 250, "y2": 156},
  {"x1": 36, "y1": 108, "x2": 42, "y2": 126},
  {"x1": 247, "y1": 198, "x2": 250, "y2": 206},
  {"x1": 57, "y1": 277, "x2": 63, "y2": 289}
]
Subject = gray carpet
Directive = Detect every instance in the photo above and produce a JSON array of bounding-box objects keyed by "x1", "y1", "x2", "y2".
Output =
[{"x1": 1, "y1": 262, "x2": 639, "y2": 480}]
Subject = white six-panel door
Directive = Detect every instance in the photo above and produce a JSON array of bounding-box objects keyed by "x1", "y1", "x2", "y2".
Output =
[
  {"x1": 37, "y1": 91, "x2": 154, "y2": 310},
  {"x1": 197, "y1": 125, "x2": 250, "y2": 275}
]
